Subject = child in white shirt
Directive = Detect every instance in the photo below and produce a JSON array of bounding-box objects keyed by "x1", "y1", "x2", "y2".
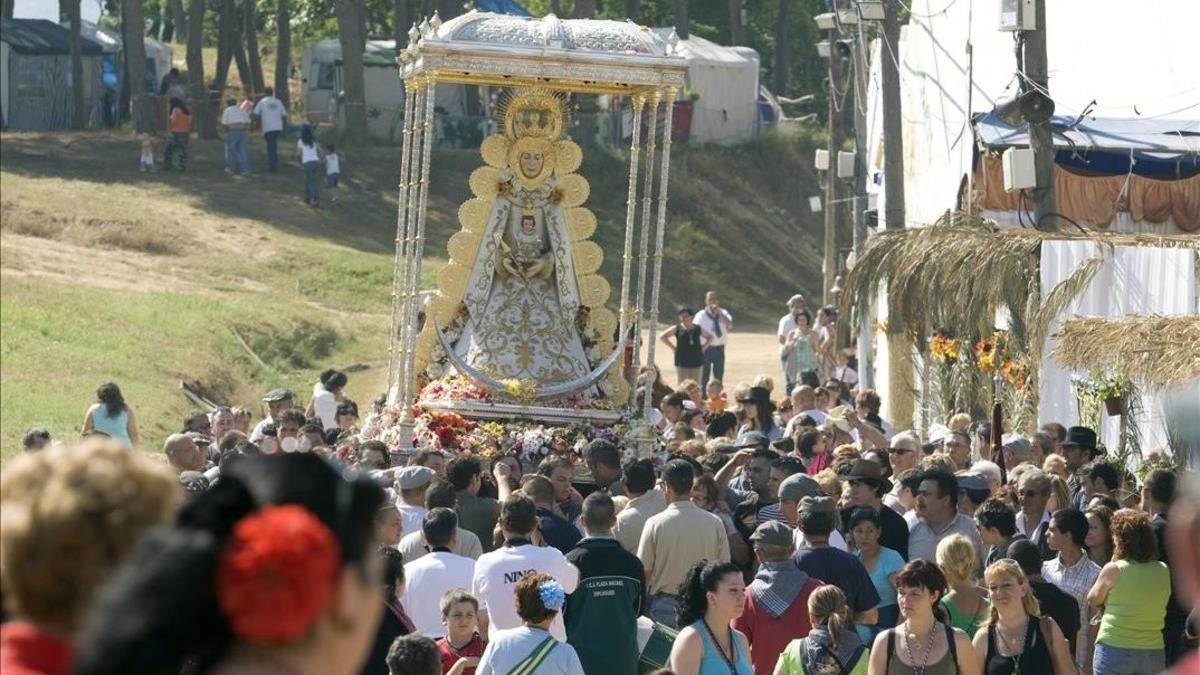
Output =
[
  {"x1": 139, "y1": 135, "x2": 155, "y2": 172},
  {"x1": 325, "y1": 144, "x2": 342, "y2": 204}
]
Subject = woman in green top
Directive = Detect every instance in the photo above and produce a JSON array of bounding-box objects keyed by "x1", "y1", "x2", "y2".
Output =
[
  {"x1": 784, "y1": 312, "x2": 819, "y2": 385},
  {"x1": 937, "y1": 534, "x2": 989, "y2": 639},
  {"x1": 775, "y1": 585, "x2": 868, "y2": 675},
  {"x1": 1087, "y1": 509, "x2": 1170, "y2": 675}
]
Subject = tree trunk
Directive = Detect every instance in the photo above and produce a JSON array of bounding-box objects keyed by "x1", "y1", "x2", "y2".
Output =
[
  {"x1": 673, "y1": 0, "x2": 688, "y2": 39},
  {"x1": 727, "y1": 0, "x2": 743, "y2": 45},
  {"x1": 213, "y1": 0, "x2": 234, "y2": 95},
  {"x1": 275, "y1": 0, "x2": 290, "y2": 109},
  {"x1": 624, "y1": 0, "x2": 638, "y2": 21},
  {"x1": 118, "y1": 0, "x2": 130, "y2": 123},
  {"x1": 334, "y1": 0, "x2": 368, "y2": 140},
  {"x1": 549, "y1": 0, "x2": 560, "y2": 16},
  {"x1": 161, "y1": 3, "x2": 175, "y2": 42},
  {"x1": 393, "y1": 0, "x2": 409, "y2": 55},
  {"x1": 881, "y1": 0, "x2": 905, "y2": 230},
  {"x1": 188, "y1": 0, "x2": 217, "y2": 138},
  {"x1": 67, "y1": 0, "x2": 86, "y2": 129},
  {"x1": 2, "y1": 0, "x2": 15, "y2": 20},
  {"x1": 574, "y1": 0, "x2": 595, "y2": 18},
  {"x1": 245, "y1": 0, "x2": 265, "y2": 93},
  {"x1": 169, "y1": 0, "x2": 187, "y2": 43},
  {"x1": 124, "y1": 0, "x2": 153, "y2": 131},
  {"x1": 231, "y1": 2, "x2": 252, "y2": 96},
  {"x1": 773, "y1": 0, "x2": 791, "y2": 93}
]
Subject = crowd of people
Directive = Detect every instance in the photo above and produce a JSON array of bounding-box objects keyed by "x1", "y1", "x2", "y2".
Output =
[
  {"x1": 3, "y1": 293, "x2": 1198, "y2": 675},
  {"x1": 142, "y1": 70, "x2": 343, "y2": 207}
]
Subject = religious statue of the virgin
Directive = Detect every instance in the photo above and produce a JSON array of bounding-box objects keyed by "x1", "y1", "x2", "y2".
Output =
[{"x1": 416, "y1": 88, "x2": 620, "y2": 402}]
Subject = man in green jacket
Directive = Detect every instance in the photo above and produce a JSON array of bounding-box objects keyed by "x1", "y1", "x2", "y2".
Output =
[{"x1": 565, "y1": 492, "x2": 645, "y2": 675}]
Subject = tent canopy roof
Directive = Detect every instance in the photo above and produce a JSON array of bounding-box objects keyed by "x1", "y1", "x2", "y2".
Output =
[
  {"x1": 974, "y1": 112, "x2": 1200, "y2": 154},
  {"x1": 1, "y1": 18, "x2": 104, "y2": 56}
]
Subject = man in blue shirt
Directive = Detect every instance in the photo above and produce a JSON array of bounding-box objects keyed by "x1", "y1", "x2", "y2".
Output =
[{"x1": 793, "y1": 496, "x2": 880, "y2": 631}]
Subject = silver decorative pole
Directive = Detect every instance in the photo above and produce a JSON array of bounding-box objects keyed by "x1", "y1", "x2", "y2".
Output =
[
  {"x1": 393, "y1": 77, "x2": 432, "y2": 449},
  {"x1": 387, "y1": 77, "x2": 419, "y2": 403},
  {"x1": 639, "y1": 87, "x2": 677, "y2": 456},
  {"x1": 617, "y1": 94, "x2": 646, "y2": 407},
  {"x1": 628, "y1": 91, "x2": 660, "y2": 417}
]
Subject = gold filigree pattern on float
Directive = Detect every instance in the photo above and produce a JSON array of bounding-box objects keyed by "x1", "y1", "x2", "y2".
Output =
[
  {"x1": 607, "y1": 370, "x2": 630, "y2": 406},
  {"x1": 566, "y1": 207, "x2": 596, "y2": 241},
  {"x1": 458, "y1": 198, "x2": 491, "y2": 233},
  {"x1": 469, "y1": 167, "x2": 501, "y2": 199},
  {"x1": 556, "y1": 139, "x2": 583, "y2": 175},
  {"x1": 437, "y1": 263, "x2": 470, "y2": 299},
  {"x1": 577, "y1": 274, "x2": 611, "y2": 307},
  {"x1": 431, "y1": 295, "x2": 460, "y2": 324},
  {"x1": 571, "y1": 240, "x2": 603, "y2": 275},
  {"x1": 480, "y1": 134, "x2": 511, "y2": 168},
  {"x1": 590, "y1": 307, "x2": 616, "y2": 339},
  {"x1": 557, "y1": 174, "x2": 589, "y2": 207},
  {"x1": 447, "y1": 231, "x2": 482, "y2": 266}
]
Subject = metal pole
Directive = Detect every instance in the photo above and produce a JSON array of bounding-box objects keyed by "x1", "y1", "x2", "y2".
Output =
[
  {"x1": 823, "y1": 25, "x2": 843, "y2": 304},
  {"x1": 387, "y1": 78, "x2": 418, "y2": 403},
  {"x1": 639, "y1": 87, "x2": 677, "y2": 456},
  {"x1": 618, "y1": 95, "x2": 646, "y2": 398},
  {"x1": 394, "y1": 78, "x2": 434, "y2": 450},
  {"x1": 628, "y1": 91, "x2": 660, "y2": 416}
]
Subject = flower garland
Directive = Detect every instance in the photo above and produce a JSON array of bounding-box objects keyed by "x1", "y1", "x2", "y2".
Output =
[{"x1": 360, "y1": 406, "x2": 654, "y2": 465}]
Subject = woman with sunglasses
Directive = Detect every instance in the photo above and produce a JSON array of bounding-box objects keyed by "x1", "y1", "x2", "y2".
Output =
[{"x1": 971, "y1": 560, "x2": 1076, "y2": 675}]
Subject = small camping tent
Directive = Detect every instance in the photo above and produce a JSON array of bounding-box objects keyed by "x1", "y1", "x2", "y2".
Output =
[
  {"x1": 0, "y1": 18, "x2": 104, "y2": 129},
  {"x1": 301, "y1": 39, "x2": 467, "y2": 141},
  {"x1": 653, "y1": 29, "x2": 760, "y2": 146}
]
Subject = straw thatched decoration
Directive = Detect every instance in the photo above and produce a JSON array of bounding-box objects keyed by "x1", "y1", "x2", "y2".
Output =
[
  {"x1": 840, "y1": 211, "x2": 1200, "y2": 427},
  {"x1": 1051, "y1": 316, "x2": 1200, "y2": 390}
]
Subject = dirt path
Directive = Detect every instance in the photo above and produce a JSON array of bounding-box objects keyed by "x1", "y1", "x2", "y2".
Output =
[{"x1": 639, "y1": 328, "x2": 783, "y2": 391}]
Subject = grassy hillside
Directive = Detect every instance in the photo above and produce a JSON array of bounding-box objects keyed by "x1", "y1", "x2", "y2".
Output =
[{"x1": 0, "y1": 125, "x2": 824, "y2": 458}]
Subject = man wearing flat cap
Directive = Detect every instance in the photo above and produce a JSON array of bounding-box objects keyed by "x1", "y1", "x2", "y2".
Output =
[
  {"x1": 396, "y1": 464, "x2": 437, "y2": 539},
  {"x1": 792, "y1": 496, "x2": 880, "y2": 637},
  {"x1": 250, "y1": 388, "x2": 295, "y2": 442},
  {"x1": 733, "y1": 520, "x2": 822, "y2": 675},
  {"x1": 777, "y1": 473, "x2": 849, "y2": 552}
]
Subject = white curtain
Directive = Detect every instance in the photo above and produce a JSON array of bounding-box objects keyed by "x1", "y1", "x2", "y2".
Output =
[{"x1": 1038, "y1": 242, "x2": 1198, "y2": 454}]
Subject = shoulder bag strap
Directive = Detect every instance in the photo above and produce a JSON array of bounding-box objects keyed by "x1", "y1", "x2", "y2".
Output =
[
  {"x1": 885, "y1": 629, "x2": 895, "y2": 672},
  {"x1": 944, "y1": 623, "x2": 959, "y2": 672},
  {"x1": 505, "y1": 635, "x2": 559, "y2": 675}
]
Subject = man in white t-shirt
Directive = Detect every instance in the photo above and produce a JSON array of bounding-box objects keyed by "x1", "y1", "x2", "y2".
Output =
[
  {"x1": 777, "y1": 294, "x2": 808, "y2": 392},
  {"x1": 472, "y1": 493, "x2": 579, "y2": 641},
  {"x1": 251, "y1": 87, "x2": 287, "y2": 172},
  {"x1": 402, "y1": 508, "x2": 476, "y2": 638},
  {"x1": 219, "y1": 98, "x2": 251, "y2": 175},
  {"x1": 695, "y1": 290, "x2": 732, "y2": 392},
  {"x1": 395, "y1": 465, "x2": 435, "y2": 539}
]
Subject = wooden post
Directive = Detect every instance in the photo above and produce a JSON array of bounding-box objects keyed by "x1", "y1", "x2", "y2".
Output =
[
  {"x1": 1024, "y1": 0, "x2": 1057, "y2": 230},
  {"x1": 822, "y1": 27, "x2": 843, "y2": 304}
]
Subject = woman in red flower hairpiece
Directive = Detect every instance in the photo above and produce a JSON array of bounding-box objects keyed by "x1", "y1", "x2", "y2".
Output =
[{"x1": 74, "y1": 453, "x2": 387, "y2": 675}]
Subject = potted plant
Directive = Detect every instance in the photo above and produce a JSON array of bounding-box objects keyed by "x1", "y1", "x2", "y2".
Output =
[{"x1": 1073, "y1": 370, "x2": 1126, "y2": 416}]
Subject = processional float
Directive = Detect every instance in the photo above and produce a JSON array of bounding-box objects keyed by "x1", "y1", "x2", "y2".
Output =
[{"x1": 382, "y1": 11, "x2": 688, "y2": 456}]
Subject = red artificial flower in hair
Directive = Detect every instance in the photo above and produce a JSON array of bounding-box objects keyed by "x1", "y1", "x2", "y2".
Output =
[{"x1": 216, "y1": 505, "x2": 342, "y2": 644}]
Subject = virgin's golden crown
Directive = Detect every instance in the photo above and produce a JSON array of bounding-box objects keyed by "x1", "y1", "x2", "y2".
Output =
[{"x1": 499, "y1": 88, "x2": 567, "y2": 141}]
